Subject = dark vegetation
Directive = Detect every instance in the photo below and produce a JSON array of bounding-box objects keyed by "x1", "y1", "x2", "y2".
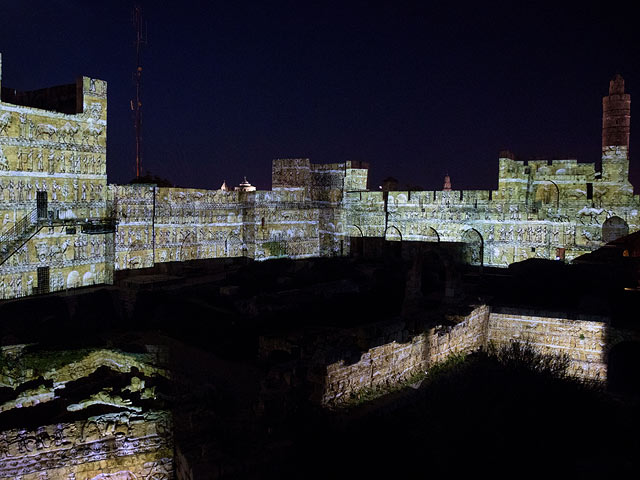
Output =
[{"x1": 285, "y1": 343, "x2": 639, "y2": 478}]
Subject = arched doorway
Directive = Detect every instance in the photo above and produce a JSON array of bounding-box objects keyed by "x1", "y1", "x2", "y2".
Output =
[
  {"x1": 423, "y1": 226, "x2": 440, "y2": 243},
  {"x1": 384, "y1": 225, "x2": 403, "y2": 242},
  {"x1": 462, "y1": 228, "x2": 484, "y2": 266},
  {"x1": 349, "y1": 225, "x2": 364, "y2": 257},
  {"x1": 602, "y1": 216, "x2": 629, "y2": 243}
]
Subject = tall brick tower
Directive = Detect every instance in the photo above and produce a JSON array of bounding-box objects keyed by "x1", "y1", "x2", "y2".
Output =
[
  {"x1": 603, "y1": 74, "x2": 631, "y2": 150},
  {"x1": 602, "y1": 75, "x2": 631, "y2": 182}
]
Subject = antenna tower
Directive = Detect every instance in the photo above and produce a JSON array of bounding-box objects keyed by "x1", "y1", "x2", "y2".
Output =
[{"x1": 132, "y1": 4, "x2": 145, "y2": 179}]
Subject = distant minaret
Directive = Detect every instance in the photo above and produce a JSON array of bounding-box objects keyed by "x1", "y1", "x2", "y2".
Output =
[
  {"x1": 602, "y1": 74, "x2": 630, "y2": 151},
  {"x1": 443, "y1": 174, "x2": 452, "y2": 191},
  {"x1": 602, "y1": 75, "x2": 631, "y2": 182}
]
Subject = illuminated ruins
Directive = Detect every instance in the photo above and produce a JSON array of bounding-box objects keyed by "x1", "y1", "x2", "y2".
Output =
[
  {"x1": 0, "y1": 346, "x2": 172, "y2": 480},
  {"x1": 1, "y1": 54, "x2": 639, "y2": 477}
]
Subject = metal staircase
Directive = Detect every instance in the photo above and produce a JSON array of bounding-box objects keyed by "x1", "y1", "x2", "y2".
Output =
[
  {"x1": 1, "y1": 189, "x2": 117, "y2": 269},
  {"x1": 0, "y1": 207, "x2": 40, "y2": 266}
]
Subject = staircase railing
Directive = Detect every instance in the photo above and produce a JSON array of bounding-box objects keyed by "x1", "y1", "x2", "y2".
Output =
[
  {"x1": 0, "y1": 201, "x2": 117, "y2": 267},
  {"x1": 0, "y1": 208, "x2": 39, "y2": 265}
]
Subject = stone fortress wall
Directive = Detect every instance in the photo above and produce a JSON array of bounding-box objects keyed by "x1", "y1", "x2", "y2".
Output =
[
  {"x1": 110, "y1": 158, "x2": 364, "y2": 271},
  {"x1": 346, "y1": 77, "x2": 638, "y2": 267},
  {"x1": 0, "y1": 51, "x2": 637, "y2": 302},
  {"x1": 0, "y1": 53, "x2": 112, "y2": 300}
]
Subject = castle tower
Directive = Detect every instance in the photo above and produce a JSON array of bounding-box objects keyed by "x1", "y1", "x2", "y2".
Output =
[
  {"x1": 602, "y1": 74, "x2": 631, "y2": 150},
  {"x1": 602, "y1": 75, "x2": 631, "y2": 183}
]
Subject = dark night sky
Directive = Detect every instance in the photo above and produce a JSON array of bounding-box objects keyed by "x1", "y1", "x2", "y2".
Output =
[{"x1": 1, "y1": 1, "x2": 639, "y2": 191}]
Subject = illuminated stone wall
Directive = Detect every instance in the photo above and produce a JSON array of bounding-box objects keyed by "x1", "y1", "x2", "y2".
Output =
[
  {"x1": 488, "y1": 310, "x2": 607, "y2": 379},
  {"x1": 345, "y1": 77, "x2": 638, "y2": 265},
  {"x1": 2, "y1": 58, "x2": 637, "y2": 302},
  {"x1": 110, "y1": 184, "x2": 154, "y2": 270},
  {"x1": 0, "y1": 59, "x2": 112, "y2": 300},
  {"x1": 346, "y1": 150, "x2": 639, "y2": 266},
  {"x1": 322, "y1": 306, "x2": 607, "y2": 405},
  {"x1": 322, "y1": 306, "x2": 490, "y2": 405},
  {"x1": 0, "y1": 346, "x2": 172, "y2": 480},
  {"x1": 110, "y1": 158, "x2": 355, "y2": 269}
]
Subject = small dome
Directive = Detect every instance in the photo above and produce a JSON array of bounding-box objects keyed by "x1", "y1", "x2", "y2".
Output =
[{"x1": 234, "y1": 176, "x2": 256, "y2": 192}]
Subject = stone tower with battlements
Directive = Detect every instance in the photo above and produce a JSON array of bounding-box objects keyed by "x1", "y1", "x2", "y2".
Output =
[
  {"x1": 602, "y1": 75, "x2": 631, "y2": 183},
  {"x1": 603, "y1": 74, "x2": 631, "y2": 150}
]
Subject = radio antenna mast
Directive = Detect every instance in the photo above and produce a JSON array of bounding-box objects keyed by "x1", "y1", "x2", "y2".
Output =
[{"x1": 132, "y1": 4, "x2": 145, "y2": 179}]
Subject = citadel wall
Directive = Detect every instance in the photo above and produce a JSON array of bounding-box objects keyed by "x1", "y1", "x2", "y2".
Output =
[
  {"x1": 0, "y1": 53, "x2": 637, "y2": 305},
  {"x1": 346, "y1": 144, "x2": 639, "y2": 267},
  {"x1": 1, "y1": 58, "x2": 112, "y2": 300},
  {"x1": 345, "y1": 76, "x2": 638, "y2": 266},
  {"x1": 110, "y1": 158, "x2": 355, "y2": 272}
]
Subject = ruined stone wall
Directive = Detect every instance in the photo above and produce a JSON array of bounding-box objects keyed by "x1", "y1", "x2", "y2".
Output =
[
  {"x1": 0, "y1": 414, "x2": 172, "y2": 480},
  {"x1": 321, "y1": 306, "x2": 607, "y2": 405},
  {"x1": 487, "y1": 310, "x2": 608, "y2": 380},
  {"x1": 1, "y1": 71, "x2": 112, "y2": 300},
  {"x1": 322, "y1": 306, "x2": 490, "y2": 405},
  {"x1": 0, "y1": 346, "x2": 172, "y2": 479},
  {"x1": 427, "y1": 305, "x2": 490, "y2": 363}
]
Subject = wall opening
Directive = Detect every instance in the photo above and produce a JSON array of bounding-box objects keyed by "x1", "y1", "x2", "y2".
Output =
[
  {"x1": 602, "y1": 216, "x2": 629, "y2": 243},
  {"x1": 36, "y1": 266, "x2": 50, "y2": 294},
  {"x1": 462, "y1": 228, "x2": 483, "y2": 266}
]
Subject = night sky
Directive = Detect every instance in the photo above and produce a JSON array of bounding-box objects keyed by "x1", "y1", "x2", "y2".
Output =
[{"x1": 1, "y1": 1, "x2": 639, "y2": 191}]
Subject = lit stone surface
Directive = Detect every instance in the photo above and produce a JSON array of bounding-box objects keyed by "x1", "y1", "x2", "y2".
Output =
[
  {"x1": 322, "y1": 306, "x2": 609, "y2": 405},
  {"x1": 0, "y1": 346, "x2": 172, "y2": 479},
  {"x1": 1, "y1": 59, "x2": 636, "y2": 300},
  {"x1": 1, "y1": 66, "x2": 112, "y2": 300},
  {"x1": 346, "y1": 146, "x2": 638, "y2": 266},
  {"x1": 110, "y1": 158, "x2": 349, "y2": 270}
]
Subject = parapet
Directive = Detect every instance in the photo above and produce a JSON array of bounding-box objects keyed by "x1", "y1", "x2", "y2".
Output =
[
  {"x1": 272, "y1": 158, "x2": 311, "y2": 189},
  {"x1": 1, "y1": 77, "x2": 83, "y2": 115},
  {"x1": 0, "y1": 53, "x2": 106, "y2": 117}
]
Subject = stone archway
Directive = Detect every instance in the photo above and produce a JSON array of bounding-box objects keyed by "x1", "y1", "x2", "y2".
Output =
[
  {"x1": 348, "y1": 225, "x2": 364, "y2": 237},
  {"x1": 384, "y1": 225, "x2": 403, "y2": 242},
  {"x1": 403, "y1": 244, "x2": 460, "y2": 311},
  {"x1": 462, "y1": 228, "x2": 484, "y2": 266},
  {"x1": 602, "y1": 216, "x2": 629, "y2": 243},
  {"x1": 349, "y1": 225, "x2": 365, "y2": 257},
  {"x1": 423, "y1": 226, "x2": 440, "y2": 243}
]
